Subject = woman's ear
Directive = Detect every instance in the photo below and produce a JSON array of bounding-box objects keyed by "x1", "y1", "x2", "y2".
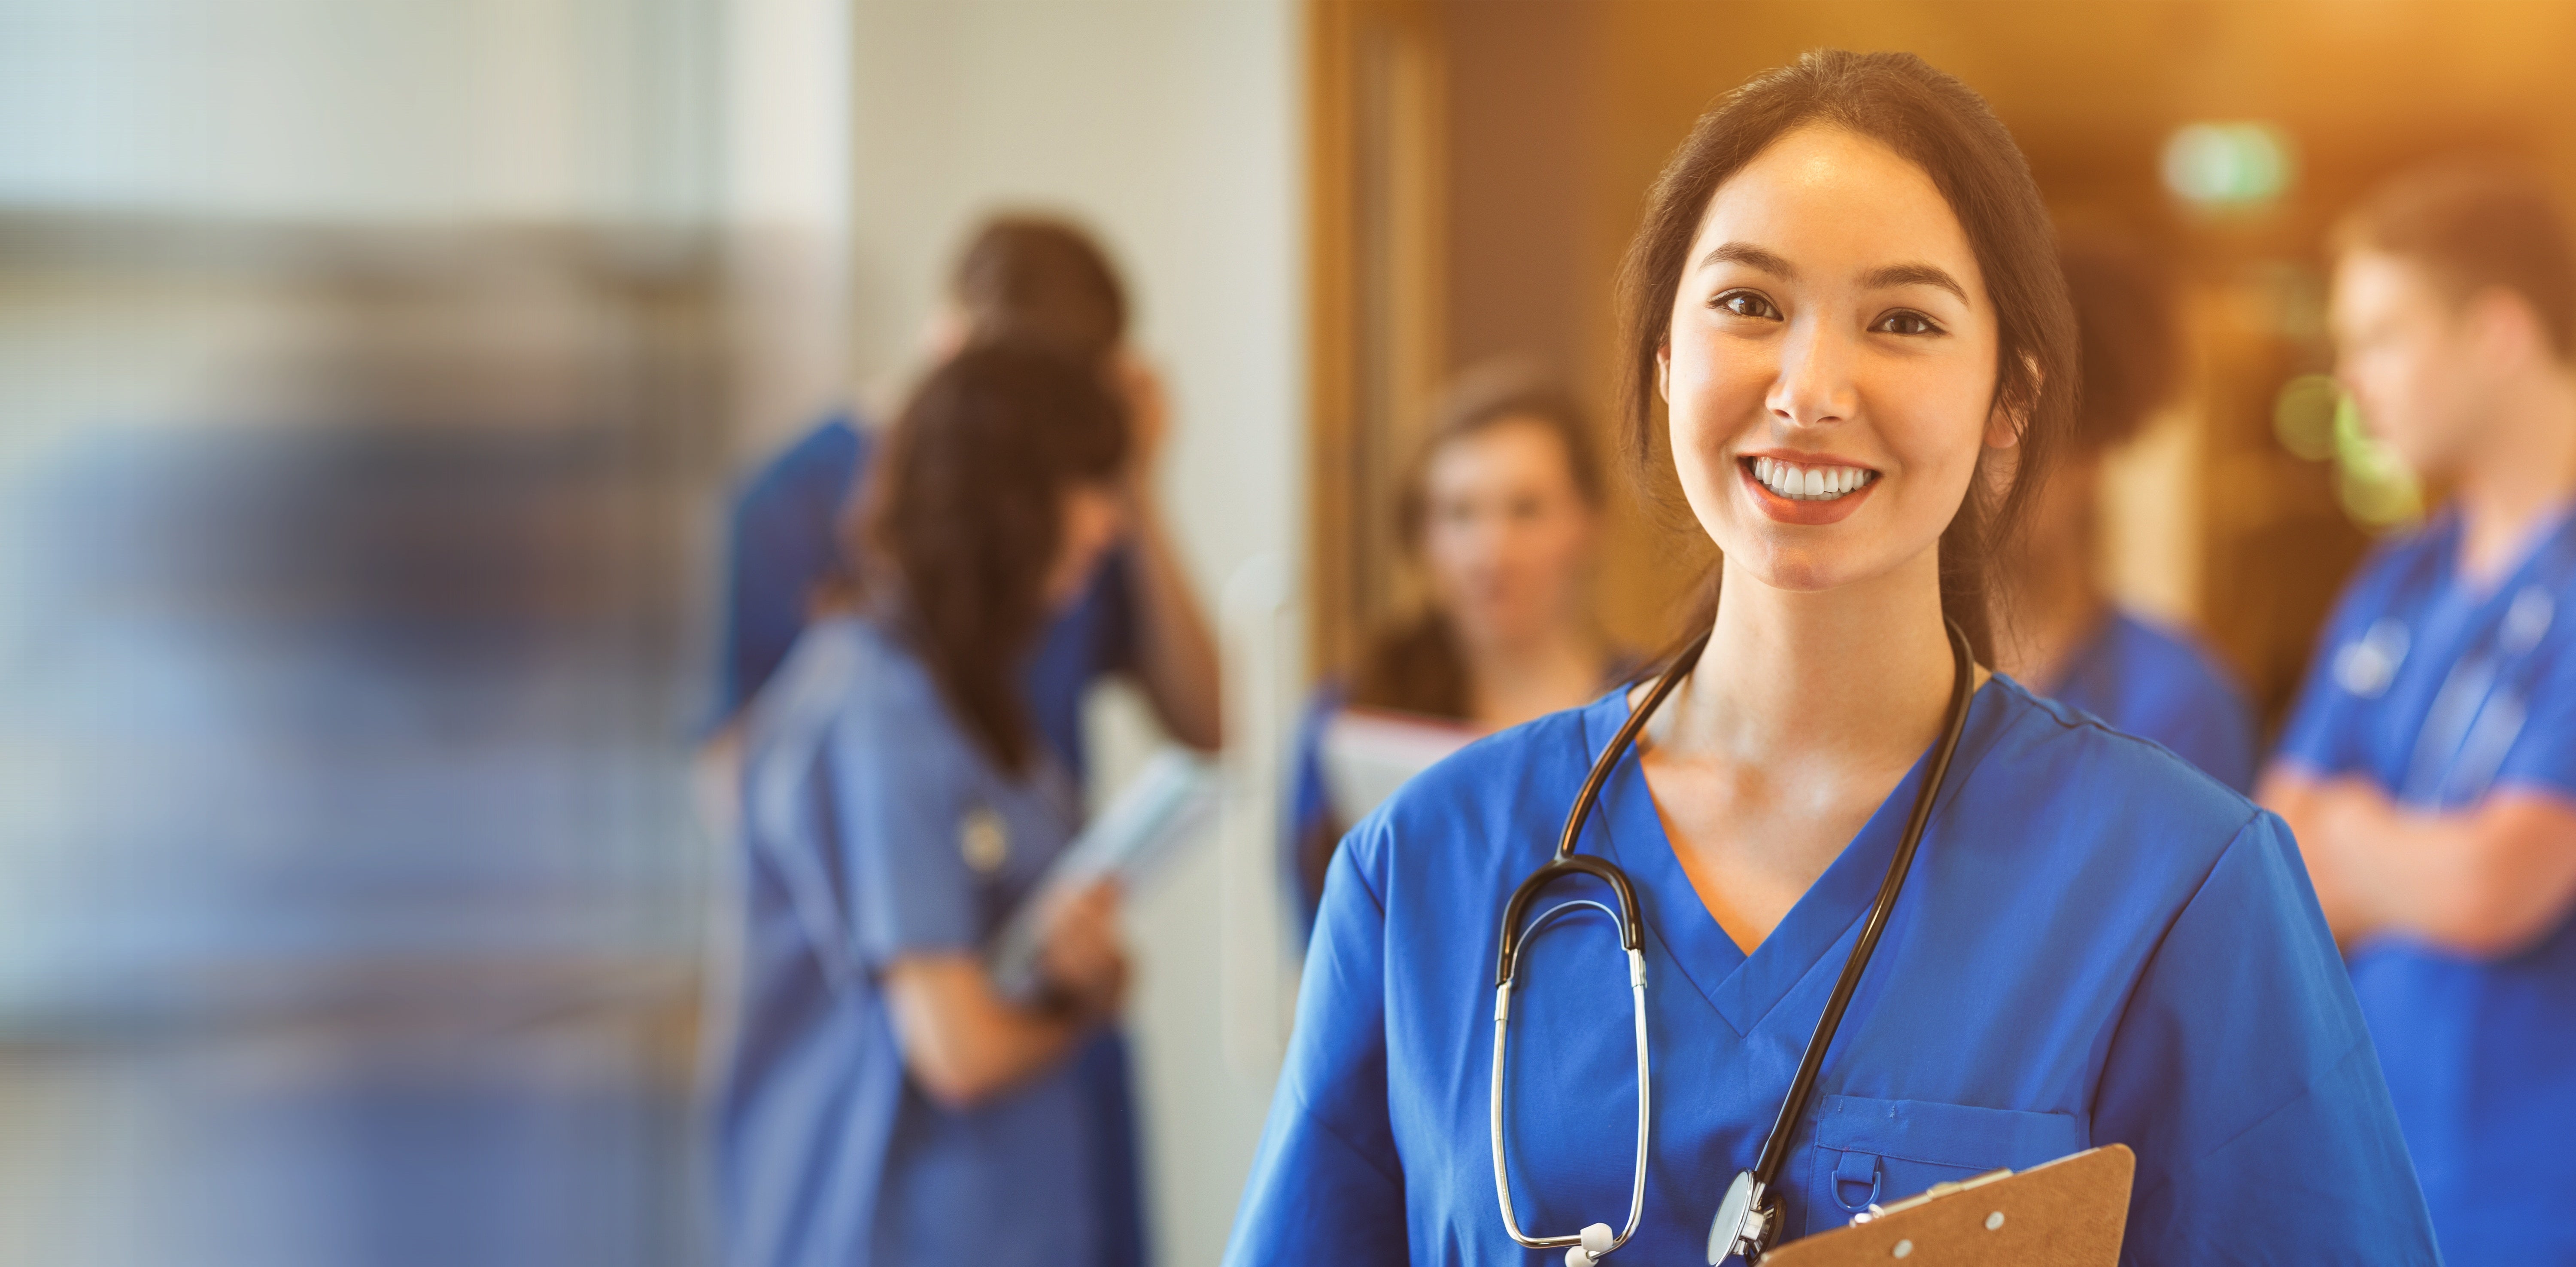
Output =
[
  {"x1": 1984, "y1": 400, "x2": 2024, "y2": 451},
  {"x1": 1985, "y1": 354, "x2": 2042, "y2": 450},
  {"x1": 1656, "y1": 339, "x2": 1673, "y2": 403}
]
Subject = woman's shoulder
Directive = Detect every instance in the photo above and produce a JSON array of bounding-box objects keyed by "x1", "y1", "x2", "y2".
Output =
[
  {"x1": 751, "y1": 616, "x2": 963, "y2": 759},
  {"x1": 1971, "y1": 674, "x2": 2272, "y2": 871}
]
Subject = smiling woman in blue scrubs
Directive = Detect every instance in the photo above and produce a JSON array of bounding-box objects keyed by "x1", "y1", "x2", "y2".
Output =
[
  {"x1": 719, "y1": 343, "x2": 1141, "y2": 1267},
  {"x1": 1224, "y1": 52, "x2": 2436, "y2": 1266},
  {"x1": 2263, "y1": 161, "x2": 2576, "y2": 1264}
]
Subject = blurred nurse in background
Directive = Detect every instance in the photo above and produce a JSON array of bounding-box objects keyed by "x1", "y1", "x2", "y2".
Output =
[
  {"x1": 1998, "y1": 234, "x2": 2257, "y2": 791},
  {"x1": 2263, "y1": 160, "x2": 2576, "y2": 1264},
  {"x1": 708, "y1": 216, "x2": 1219, "y2": 1267},
  {"x1": 1284, "y1": 365, "x2": 1625, "y2": 935},
  {"x1": 720, "y1": 343, "x2": 1139, "y2": 1267},
  {"x1": 714, "y1": 215, "x2": 1220, "y2": 760}
]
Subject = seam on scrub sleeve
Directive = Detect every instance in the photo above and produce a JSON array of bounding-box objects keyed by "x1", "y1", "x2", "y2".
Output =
[
  {"x1": 2096, "y1": 810, "x2": 2349, "y2": 1211},
  {"x1": 2082, "y1": 805, "x2": 2265, "y2": 1126},
  {"x1": 1278, "y1": 1078, "x2": 1409, "y2": 1192},
  {"x1": 1331, "y1": 815, "x2": 1395, "y2": 917}
]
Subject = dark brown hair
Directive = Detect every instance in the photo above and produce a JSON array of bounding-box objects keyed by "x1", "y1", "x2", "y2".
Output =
[
  {"x1": 1352, "y1": 363, "x2": 1606, "y2": 719},
  {"x1": 1615, "y1": 50, "x2": 2078, "y2": 663},
  {"x1": 857, "y1": 342, "x2": 1129, "y2": 772},
  {"x1": 2333, "y1": 158, "x2": 2576, "y2": 360},
  {"x1": 2059, "y1": 232, "x2": 2181, "y2": 454},
  {"x1": 953, "y1": 216, "x2": 1130, "y2": 364}
]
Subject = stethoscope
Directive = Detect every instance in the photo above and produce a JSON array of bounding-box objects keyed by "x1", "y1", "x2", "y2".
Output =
[{"x1": 1490, "y1": 619, "x2": 1976, "y2": 1266}]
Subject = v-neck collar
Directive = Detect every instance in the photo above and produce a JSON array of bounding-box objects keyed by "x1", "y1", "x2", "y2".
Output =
[{"x1": 1574, "y1": 677, "x2": 2010, "y2": 1037}]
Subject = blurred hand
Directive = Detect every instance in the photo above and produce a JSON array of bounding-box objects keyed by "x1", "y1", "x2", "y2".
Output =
[
  {"x1": 1110, "y1": 350, "x2": 1170, "y2": 490},
  {"x1": 1036, "y1": 878, "x2": 1129, "y2": 1023}
]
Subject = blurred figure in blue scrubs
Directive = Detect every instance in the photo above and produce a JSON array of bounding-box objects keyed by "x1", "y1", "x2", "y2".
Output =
[
  {"x1": 708, "y1": 216, "x2": 1217, "y2": 1267},
  {"x1": 714, "y1": 216, "x2": 1220, "y2": 758},
  {"x1": 2262, "y1": 159, "x2": 2576, "y2": 1264},
  {"x1": 1283, "y1": 365, "x2": 1625, "y2": 937},
  {"x1": 1227, "y1": 51, "x2": 2433, "y2": 1266},
  {"x1": 1998, "y1": 234, "x2": 2257, "y2": 790},
  {"x1": 720, "y1": 343, "x2": 1142, "y2": 1267}
]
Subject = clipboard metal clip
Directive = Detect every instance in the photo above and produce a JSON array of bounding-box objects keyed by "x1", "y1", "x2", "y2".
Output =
[{"x1": 1846, "y1": 1166, "x2": 2013, "y2": 1227}]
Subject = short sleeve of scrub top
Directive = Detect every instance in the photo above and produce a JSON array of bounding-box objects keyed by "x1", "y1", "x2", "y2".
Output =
[
  {"x1": 824, "y1": 700, "x2": 985, "y2": 967},
  {"x1": 1223, "y1": 679, "x2": 2437, "y2": 1267},
  {"x1": 2272, "y1": 529, "x2": 2431, "y2": 783},
  {"x1": 716, "y1": 414, "x2": 869, "y2": 728}
]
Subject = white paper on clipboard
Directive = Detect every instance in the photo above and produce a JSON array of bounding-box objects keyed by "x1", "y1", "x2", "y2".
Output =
[
  {"x1": 1319, "y1": 707, "x2": 1477, "y2": 825},
  {"x1": 987, "y1": 746, "x2": 1221, "y2": 1002}
]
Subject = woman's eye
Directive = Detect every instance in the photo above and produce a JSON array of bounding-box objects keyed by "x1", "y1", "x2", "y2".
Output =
[
  {"x1": 1712, "y1": 290, "x2": 1780, "y2": 320},
  {"x1": 1873, "y1": 310, "x2": 1944, "y2": 336}
]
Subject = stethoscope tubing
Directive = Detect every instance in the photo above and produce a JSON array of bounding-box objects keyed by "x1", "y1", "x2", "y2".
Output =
[{"x1": 1488, "y1": 619, "x2": 1977, "y2": 1262}]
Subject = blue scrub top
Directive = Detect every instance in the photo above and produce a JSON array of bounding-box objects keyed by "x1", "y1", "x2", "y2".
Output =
[
  {"x1": 715, "y1": 415, "x2": 1151, "y2": 1266},
  {"x1": 2276, "y1": 506, "x2": 2576, "y2": 1263},
  {"x1": 714, "y1": 414, "x2": 1138, "y2": 782},
  {"x1": 1227, "y1": 676, "x2": 2436, "y2": 1266},
  {"x1": 719, "y1": 615, "x2": 1132, "y2": 1267},
  {"x1": 2049, "y1": 609, "x2": 2258, "y2": 793}
]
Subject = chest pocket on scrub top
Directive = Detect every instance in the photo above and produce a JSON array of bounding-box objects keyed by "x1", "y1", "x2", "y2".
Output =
[{"x1": 1795, "y1": 1096, "x2": 2087, "y2": 1238}]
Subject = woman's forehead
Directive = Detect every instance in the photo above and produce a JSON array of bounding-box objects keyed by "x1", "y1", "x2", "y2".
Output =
[{"x1": 1689, "y1": 125, "x2": 1984, "y2": 298}]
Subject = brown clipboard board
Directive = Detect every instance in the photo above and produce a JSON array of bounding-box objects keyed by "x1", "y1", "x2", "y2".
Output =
[{"x1": 1760, "y1": 1144, "x2": 2133, "y2": 1267}]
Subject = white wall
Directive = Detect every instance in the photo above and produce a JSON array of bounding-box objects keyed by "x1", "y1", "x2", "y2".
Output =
[
  {"x1": 844, "y1": 3, "x2": 1304, "y2": 1262},
  {"x1": 0, "y1": 0, "x2": 716, "y2": 226}
]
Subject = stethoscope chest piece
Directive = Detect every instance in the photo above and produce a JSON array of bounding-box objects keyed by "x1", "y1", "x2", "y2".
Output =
[{"x1": 1707, "y1": 1169, "x2": 1770, "y2": 1264}]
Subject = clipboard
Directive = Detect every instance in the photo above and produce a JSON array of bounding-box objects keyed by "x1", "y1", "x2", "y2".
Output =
[{"x1": 1760, "y1": 1145, "x2": 2132, "y2": 1266}]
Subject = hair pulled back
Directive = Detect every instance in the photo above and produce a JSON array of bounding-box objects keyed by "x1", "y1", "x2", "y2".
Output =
[
  {"x1": 857, "y1": 341, "x2": 1129, "y2": 773},
  {"x1": 1616, "y1": 49, "x2": 2078, "y2": 662},
  {"x1": 954, "y1": 215, "x2": 1130, "y2": 365}
]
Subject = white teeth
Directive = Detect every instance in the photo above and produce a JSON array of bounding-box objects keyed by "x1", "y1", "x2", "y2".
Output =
[{"x1": 1750, "y1": 458, "x2": 1873, "y2": 501}]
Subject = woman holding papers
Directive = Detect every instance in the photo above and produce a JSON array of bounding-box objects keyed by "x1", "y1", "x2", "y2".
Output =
[
  {"x1": 1226, "y1": 52, "x2": 2434, "y2": 1266},
  {"x1": 717, "y1": 342, "x2": 1138, "y2": 1267},
  {"x1": 1285, "y1": 365, "x2": 1628, "y2": 935}
]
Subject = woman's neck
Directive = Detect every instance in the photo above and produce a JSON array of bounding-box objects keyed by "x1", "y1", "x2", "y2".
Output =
[
  {"x1": 1652, "y1": 550, "x2": 1967, "y2": 770},
  {"x1": 1458, "y1": 616, "x2": 1610, "y2": 731}
]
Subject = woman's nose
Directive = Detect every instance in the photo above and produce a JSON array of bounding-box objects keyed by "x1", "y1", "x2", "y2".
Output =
[{"x1": 1768, "y1": 318, "x2": 1859, "y2": 429}]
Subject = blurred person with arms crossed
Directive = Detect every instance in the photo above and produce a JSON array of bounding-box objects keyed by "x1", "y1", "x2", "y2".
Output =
[
  {"x1": 1998, "y1": 234, "x2": 2257, "y2": 791},
  {"x1": 2262, "y1": 159, "x2": 2576, "y2": 1264},
  {"x1": 710, "y1": 219, "x2": 1218, "y2": 1267},
  {"x1": 720, "y1": 342, "x2": 1143, "y2": 1267},
  {"x1": 1282, "y1": 364, "x2": 1630, "y2": 938}
]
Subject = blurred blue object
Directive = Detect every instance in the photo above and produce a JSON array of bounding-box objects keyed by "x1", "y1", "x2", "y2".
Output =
[{"x1": 0, "y1": 420, "x2": 711, "y2": 1267}]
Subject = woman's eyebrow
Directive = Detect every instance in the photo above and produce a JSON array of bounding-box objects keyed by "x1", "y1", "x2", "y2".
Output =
[
  {"x1": 1696, "y1": 241, "x2": 1795, "y2": 278},
  {"x1": 1862, "y1": 262, "x2": 1968, "y2": 303}
]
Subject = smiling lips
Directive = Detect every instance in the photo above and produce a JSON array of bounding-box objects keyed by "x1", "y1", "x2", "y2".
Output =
[{"x1": 1740, "y1": 454, "x2": 1880, "y2": 525}]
